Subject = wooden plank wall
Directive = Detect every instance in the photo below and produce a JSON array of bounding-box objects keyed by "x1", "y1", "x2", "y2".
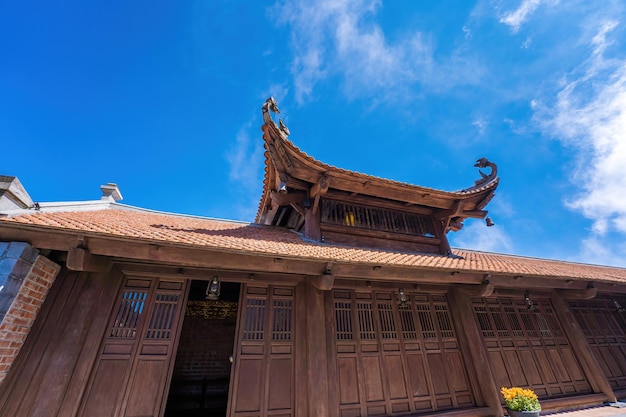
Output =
[{"x1": 0, "y1": 266, "x2": 122, "y2": 417}]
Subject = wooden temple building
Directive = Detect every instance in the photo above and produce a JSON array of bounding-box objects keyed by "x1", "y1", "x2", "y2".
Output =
[{"x1": 1, "y1": 98, "x2": 626, "y2": 417}]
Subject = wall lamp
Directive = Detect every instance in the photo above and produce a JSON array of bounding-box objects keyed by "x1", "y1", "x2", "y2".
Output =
[{"x1": 524, "y1": 290, "x2": 535, "y2": 311}]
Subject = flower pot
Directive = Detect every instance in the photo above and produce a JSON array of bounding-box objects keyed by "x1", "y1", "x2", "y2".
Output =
[{"x1": 507, "y1": 410, "x2": 540, "y2": 417}]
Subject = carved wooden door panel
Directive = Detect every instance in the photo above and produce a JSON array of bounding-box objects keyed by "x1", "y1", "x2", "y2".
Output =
[
  {"x1": 473, "y1": 296, "x2": 591, "y2": 398},
  {"x1": 330, "y1": 290, "x2": 474, "y2": 417},
  {"x1": 228, "y1": 285, "x2": 295, "y2": 417},
  {"x1": 569, "y1": 297, "x2": 626, "y2": 389},
  {"x1": 79, "y1": 276, "x2": 187, "y2": 417}
]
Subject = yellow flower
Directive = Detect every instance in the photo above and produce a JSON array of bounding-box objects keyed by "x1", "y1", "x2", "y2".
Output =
[{"x1": 501, "y1": 387, "x2": 541, "y2": 412}]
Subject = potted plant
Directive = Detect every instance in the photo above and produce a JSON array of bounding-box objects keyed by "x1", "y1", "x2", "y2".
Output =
[{"x1": 501, "y1": 387, "x2": 541, "y2": 417}]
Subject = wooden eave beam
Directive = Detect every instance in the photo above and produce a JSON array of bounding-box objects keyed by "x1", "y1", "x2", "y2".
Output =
[
  {"x1": 270, "y1": 190, "x2": 307, "y2": 206},
  {"x1": 67, "y1": 246, "x2": 112, "y2": 272},
  {"x1": 556, "y1": 286, "x2": 598, "y2": 300},
  {"x1": 324, "y1": 190, "x2": 433, "y2": 215}
]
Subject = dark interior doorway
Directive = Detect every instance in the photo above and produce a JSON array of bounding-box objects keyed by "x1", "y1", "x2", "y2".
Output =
[{"x1": 164, "y1": 280, "x2": 241, "y2": 417}]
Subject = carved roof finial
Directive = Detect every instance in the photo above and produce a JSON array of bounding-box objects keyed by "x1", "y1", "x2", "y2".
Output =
[
  {"x1": 262, "y1": 97, "x2": 280, "y2": 124},
  {"x1": 473, "y1": 158, "x2": 497, "y2": 187}
]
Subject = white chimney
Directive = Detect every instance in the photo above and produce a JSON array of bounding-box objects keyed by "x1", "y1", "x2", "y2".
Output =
[{"x1": 100, "y1": 183, "x2": 123, "y2": 202}]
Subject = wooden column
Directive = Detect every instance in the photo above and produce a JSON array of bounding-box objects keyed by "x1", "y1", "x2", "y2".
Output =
[
  {"x1": 550, "y1": 292, "x2": 617, "y2": 402},
  {"x1": 304, "y1": 208, "x2": 322, "y2": 241},
  {"x1": 305, "y1": 277, "x2": 330, "y2": 416},
  {"x1": 447, "y1": 286, "x2": 504, "y2": 417}
]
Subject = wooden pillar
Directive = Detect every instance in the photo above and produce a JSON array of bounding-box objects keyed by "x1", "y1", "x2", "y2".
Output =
[
  {"x1": 304, "y1": 208, "x2": 321, "y2": 241},
  {"x1": 305, "y1": 277, "x2": 330, "y2": 416},
  {"x1": 550, "y1": 292, "x2": 617, "y2": 402},
  {"x1": 447, "y1": 286, "x2": 504, "y2": 417}
]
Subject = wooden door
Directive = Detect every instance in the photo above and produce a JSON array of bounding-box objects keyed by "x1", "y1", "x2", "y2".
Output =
[
  {"x1": 329, "y1": 290, "x2": 475, "y2": 417},
  {"x1": 473, "y1": 296, "x2": 591, "y2": 398},
  {"x1": 79, "y1": 276, "x2": 187, "y2": 417},
  {"x1": 228, "y1": 284, "x2": 296, "y2": 417},
  {"x1": 569, "y1": 297, "x2": 626, "y2": 389}
]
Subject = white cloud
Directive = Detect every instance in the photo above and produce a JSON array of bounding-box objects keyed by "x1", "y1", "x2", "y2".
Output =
[
  {"x1": 225, "y1": 121, "x2": 266, "y2": 220},
  {"x1": 451, "y1": 220, "x2": 514, "y2": 253},
  {"x1": 472, "y1": 118, "x2": 487, "y2": 135},
  {"x1": 536, "y1": 19, "x2": 626, "y2": 264},
  {"x1": 272, "y1": 0, "x2": 480, "y2": 104},
  {"x1": 499, "y1": 0, "x2": 551, "y2": 33}
]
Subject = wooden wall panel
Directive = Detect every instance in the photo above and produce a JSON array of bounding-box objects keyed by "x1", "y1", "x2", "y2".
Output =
[
  {"x1": 229, "y1": 284, "x2": 296, "y2": 417},
  {"x1": 472, "y1": 296, "x2": 591, "y2": 400},
  {"x1": 329, "y1": 290, "x2": 475, "y2": 416},
  {"x1": 0, "y1": 267, "x2": 122, "y2": 417},
  {"x1": 80, "y1": 360, "x2": 128, "y2": 417},
  {"x1": 78, "y1": 275, "x2": 187, "y2": 417},
  {"x1": 570, "y1": 297, "x2": 626, "y2": 390}
]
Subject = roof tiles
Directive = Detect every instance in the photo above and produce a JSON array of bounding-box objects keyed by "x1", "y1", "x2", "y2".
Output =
[{"x1": 2, "y1": 207, "x2": 626, "y2": 283}]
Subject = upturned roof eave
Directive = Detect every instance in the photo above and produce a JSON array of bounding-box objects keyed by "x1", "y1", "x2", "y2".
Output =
[{"x1": 258, "y1": 121, "x2": 499, "y2": 214}]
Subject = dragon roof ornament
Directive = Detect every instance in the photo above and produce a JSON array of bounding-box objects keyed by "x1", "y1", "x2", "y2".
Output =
[
  {"x1": 262, "y1": 97, "x2": 290, "y2": 137},
  {"x1": 463, "y1": 157, "x2": 498, "y2": 191}
]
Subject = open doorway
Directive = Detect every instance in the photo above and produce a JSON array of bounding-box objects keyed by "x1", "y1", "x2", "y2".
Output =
[{"x1": 164, "y1": 280, "x2": 240, "y2": 417}]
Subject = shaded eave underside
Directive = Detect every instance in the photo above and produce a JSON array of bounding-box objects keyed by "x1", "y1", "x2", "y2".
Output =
[{"x1": 256, "y1": 122, "x2": 499, "y2": 222}]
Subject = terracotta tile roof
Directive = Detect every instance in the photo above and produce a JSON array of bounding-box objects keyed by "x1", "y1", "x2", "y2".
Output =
[{"x1": 2, "y1": 207, "x2": 626, "y2": 283}]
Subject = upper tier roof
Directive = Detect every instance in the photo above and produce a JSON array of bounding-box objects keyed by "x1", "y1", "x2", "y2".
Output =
[{"x1": 256, "y1": 98, "x2": 499, "y2": 228}]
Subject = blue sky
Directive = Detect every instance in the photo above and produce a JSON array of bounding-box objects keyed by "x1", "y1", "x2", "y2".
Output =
[{"x1": 2, "y1": 0, "x2": 626, "y2": 267}]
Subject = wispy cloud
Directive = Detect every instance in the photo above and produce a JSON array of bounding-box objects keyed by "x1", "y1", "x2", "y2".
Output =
[
  {"x1": 271, "y1": 0, "x2": 481, "y2": 104},
  {"x1": 451, "y1": 221, "x2": 514, "y2": 253},
  {"x1": 535, "y1": 19, "x2": 626, "y2": 265},
  {"x1": 499, "y1": 0, "x2": 552, "y2": 33},
  {"x1": 225, "y1": 120, "x2": 266, "y2": 220}
]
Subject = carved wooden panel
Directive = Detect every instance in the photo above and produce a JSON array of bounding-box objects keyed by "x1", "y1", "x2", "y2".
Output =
[
  {"x1": 331, "y1": 290, "x2": 474, "y2": 417},
  {"x1": 79, "y1": 276, "x2": 187, "y2": 417},
  {"x1": 473, "y1": 296, "x2": 591, "y2": 399},
  {"x1": 229, "y1": 285, "x2": 295, "y2": 417},
  {"x1": 569, "y1": 297, "x2": 626, "y2": 389}
]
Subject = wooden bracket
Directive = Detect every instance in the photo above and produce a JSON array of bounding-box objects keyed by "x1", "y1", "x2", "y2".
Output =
[
  {"x1": 310, "y1": 175, "x2": 329, "y2": 216},
  {"x1": 67, "y1": 247, "x2": 112, "y2": 272},
  {"x1": 556, "y1": 286, "x2": 597, "y2": 300},
  {"x1": 311, "y1": 263, "x2": 334, "y2": 290},
  {"x1": 311, "y1": 272, "x2": 334, "y2": 291}
]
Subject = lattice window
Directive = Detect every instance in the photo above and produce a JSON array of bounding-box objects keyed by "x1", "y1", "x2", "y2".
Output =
[
  {"x1": 320, "y1": 199, "x2": 436, "y2": 237},
  {"x1": 399, "y1": 304, "x2": 417, "y2": 339},
  {"x1": 519, "y1": 310, "x2": 538, "y2": 337},
  {"x1": 243, "y1": 298, "x2": 266, "y2": 340},
  {"x1": 474, "y1": 305, "x2": 494, "y2": 337},
  {"x1": 378, "y1": 303, "x2": 397, "y2": 339},
  {"x1": 435, "y1": 305, "x2": 454, "y2": 338},
  {"x1": 110, "y1": 290, "x2": 148, "y2": 338},
  {"x1": 272, "y1": 299, "x2": 292, "y2": 341},
  {"x1": 416, "y1": 304, "x2": 437, "y2": 339},
  {"x1": 335, "y1": 301, "x2": 353, "y2": 340},
  {"x1": 357, "y1": 302, "x2": 376, "y2": 340},
  {"x1": 146, "y1": 293, "x2": 179, "y2": 339},
  {"x1": 505, "y1": 306, "x2": 523, "y2": 337}
]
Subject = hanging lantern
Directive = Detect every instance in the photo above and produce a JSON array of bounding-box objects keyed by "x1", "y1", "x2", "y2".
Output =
[
  {"x1": 399, "y1": 288, "x2": 407, "y2": 306},
  {"x1": 206, "y1": 276, "x2": 221, "y2": 300}
]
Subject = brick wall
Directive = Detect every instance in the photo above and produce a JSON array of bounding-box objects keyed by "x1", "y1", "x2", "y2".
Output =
[
  {"x1": 0, "y1": 242, "x2": 60, "y2": 385},
  {"x1": 167, "y1": 301, "x2": 238, "y2": 411}
]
